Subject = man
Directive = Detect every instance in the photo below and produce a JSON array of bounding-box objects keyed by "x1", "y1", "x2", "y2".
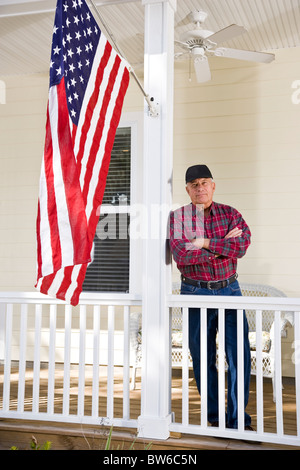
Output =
[{"x1": 169, "y1": 164, "x2": 252, "y2": 430}]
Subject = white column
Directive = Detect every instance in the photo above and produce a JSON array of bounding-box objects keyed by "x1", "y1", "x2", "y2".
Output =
[{"x1": 138, "y1": 0, "x2": 176, "y2": 440}]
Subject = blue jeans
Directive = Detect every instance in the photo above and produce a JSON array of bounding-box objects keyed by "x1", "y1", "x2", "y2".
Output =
[{"x1": 181, "y1": 279, "x2": 251, "y2": 428}]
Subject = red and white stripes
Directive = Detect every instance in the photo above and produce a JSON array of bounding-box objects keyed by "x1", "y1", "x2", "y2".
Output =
[{"x1": 36, "y1": 33, "x2": 130, "y2": 305}]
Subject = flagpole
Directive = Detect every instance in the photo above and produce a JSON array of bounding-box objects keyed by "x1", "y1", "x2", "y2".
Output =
[{"x1": 88, "y1": 0, "x2": 158, "y2": 116}]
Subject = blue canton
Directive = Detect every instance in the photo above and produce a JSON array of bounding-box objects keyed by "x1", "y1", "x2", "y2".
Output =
[{"x1": 49, "y1": 0, "x2": 101, "y2": 125}]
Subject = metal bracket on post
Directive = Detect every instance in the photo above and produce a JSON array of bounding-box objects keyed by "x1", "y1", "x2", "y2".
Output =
[
  {"x1": 145, "y1": 95, "x2": 159, "y2": 117},
  {"x1": 89, "y1": 0, "x2": 158, "y2": 117}
]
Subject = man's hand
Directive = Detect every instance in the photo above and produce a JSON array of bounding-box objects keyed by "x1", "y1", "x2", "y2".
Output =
[{"x1": 225, "y1": 227, "x2": 243, "y2": 239}]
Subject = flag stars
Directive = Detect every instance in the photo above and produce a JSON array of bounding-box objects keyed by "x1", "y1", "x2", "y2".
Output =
[
  {"x1": 53, "y1": 45, "x2": 61, "y2": 55},
  {"x1": 50, "y1": 1, "x2": 102, "y2": 126},
  {"x1": 84, "y1": 43, "x2": 93, "y2": 53}
]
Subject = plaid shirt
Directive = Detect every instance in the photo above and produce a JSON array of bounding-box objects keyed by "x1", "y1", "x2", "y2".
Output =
[{"x1": 169, "y1": 201, "x2": 251, "y2": 281}]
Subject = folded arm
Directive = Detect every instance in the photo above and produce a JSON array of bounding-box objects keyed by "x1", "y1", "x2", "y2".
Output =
[{"x1": 192, "y1": 214, "x2": 251, "y2": 259}]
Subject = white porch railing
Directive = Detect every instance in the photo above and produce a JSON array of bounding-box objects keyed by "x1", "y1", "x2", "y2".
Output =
[
  {"x1": 168, "y1": 294, "x2": 300, "y2": 447},
  {"x1": 0, "y1": 292, "x2": 142, "y2": 429},
  {"x1": 1, "y1": 292, "x2": 300, "y2": 447}
]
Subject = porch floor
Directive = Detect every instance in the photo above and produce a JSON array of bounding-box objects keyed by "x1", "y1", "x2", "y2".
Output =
[{"x1": 0, "y1": 365, "x2": 299, "y2": 450}]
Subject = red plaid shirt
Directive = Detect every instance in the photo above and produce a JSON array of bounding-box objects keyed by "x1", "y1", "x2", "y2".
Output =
[{"x1": 169, "y1": 201, "x2": 251, "y2": 281}]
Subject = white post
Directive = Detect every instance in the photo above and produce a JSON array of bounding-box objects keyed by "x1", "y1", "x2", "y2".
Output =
[{"x1": 138, "y1": 0, "x2": 176, "y2": 440}]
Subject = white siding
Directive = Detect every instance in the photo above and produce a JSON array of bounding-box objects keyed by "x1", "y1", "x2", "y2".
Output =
[{"x1": 0, "y1": 74, "x2": 48, "y2": 291}]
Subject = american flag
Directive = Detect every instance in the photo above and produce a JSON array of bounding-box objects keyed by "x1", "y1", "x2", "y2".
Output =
[{"x1": 36, "y1": 0, "x2": 130, "y2": 305}]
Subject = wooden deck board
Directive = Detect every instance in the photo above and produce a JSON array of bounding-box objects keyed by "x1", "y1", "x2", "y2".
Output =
[{"x1": 0, "y1": 365, "x2": 299, "y2": 450}]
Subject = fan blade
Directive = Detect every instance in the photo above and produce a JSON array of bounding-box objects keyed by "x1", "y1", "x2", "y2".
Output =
[
  {"x1": 207, "y1": 24, "x2": 247, "y2": 45},
  {"x1": 215, "y1": 47, "x2": 275, "y2": 63},
  {"x1": 193, "y1": 56, "x2": 211, "y2": 83},
  {"x1": 175, "y1": 39, "x2": 190, "y2": 49}
]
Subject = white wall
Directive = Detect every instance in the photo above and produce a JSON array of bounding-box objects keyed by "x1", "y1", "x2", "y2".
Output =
[{"x1": 0, "y1": 74, "x2": 48, "y2": 291}]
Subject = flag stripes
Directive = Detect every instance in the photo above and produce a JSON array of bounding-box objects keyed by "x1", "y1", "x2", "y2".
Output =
[{"x1": 36, "y1": 0, "x2": 129, "y2": 305}]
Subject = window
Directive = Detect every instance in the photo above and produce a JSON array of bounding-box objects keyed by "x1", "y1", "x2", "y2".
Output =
[{"x1": 83, "y1": 126, "x2": 132, "y2": 293}]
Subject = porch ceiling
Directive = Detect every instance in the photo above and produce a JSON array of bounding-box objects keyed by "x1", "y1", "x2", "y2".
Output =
[{"x1": 0, "y1": 0, "x2": 300, "y2": 77}]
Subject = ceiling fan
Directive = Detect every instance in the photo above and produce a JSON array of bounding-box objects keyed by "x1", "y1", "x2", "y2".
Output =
[{"x1": 175, "y1": 10, "x2": 275, "y2": 83}]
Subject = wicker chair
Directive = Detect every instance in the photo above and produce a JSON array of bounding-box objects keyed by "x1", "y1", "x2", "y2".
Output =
[{"x1": 130, "y1": 283, "x2": 293, "y2": 399}]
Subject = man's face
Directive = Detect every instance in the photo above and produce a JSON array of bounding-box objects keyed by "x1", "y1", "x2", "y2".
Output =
[{"x1": 186, "y1": 178, "x2": 215, "y2": 209}]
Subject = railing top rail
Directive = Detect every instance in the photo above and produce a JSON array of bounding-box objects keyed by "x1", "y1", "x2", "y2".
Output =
[
  {"x1": 1, "y1": 291, "x2": 300, "y2": 311},
  {"x1": 0, "y1": 291, "x2": 142, "y2": 306},
  {"x1": 167, "y1": 294, "x2": 300, "y2": 312}
]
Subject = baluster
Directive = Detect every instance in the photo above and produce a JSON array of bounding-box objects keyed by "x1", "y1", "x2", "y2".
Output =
[
  {"x1": 200, "y1": 308, "x2": 207, "y2": 428},
  {"x1": 123, "y1": 306, "x2": 130, "y2": 420},
  {"x1": 218, "y1": 308, "x2": 226, "y2": 430},
  {"x1": 3, "y1": 303, "x2": 13, "y2": 412},
  {"x1": 274, "y1": 310, "x2": 284, "y2": 436},
  {"x1": 107, "y1": 306, "x2": 115, "y2": 420},
  {"x1": 47, "y1": 304, "x2": 57, "y2": 416},
  {"x1": 237, "y1": 309, "x2": 245, "y2": 432},
  {"x1": 255, "y1": 309, "x2": 264, "y2": 434},
  {"x1": 92, "y1": 305, "x2": 100, "y2": 418},
  {"x1": 63, "y1": 305, "x2": 72, "y2": 416},
  {"x1": 294, "y1": 312, "x2": 300, "y2": 437},
  {"x1": 78, "y1": 305, "x2": 86, "y2": 417},
  {"x1": 0, "y1": 303, "x2": 5, "y2": 362},
  {"x1": 17, "y1": 304, "x2": 28, "y2": 413},
  {"x1": 182, "y1": 307, "x2": 189, "y2": 426},
  {"x1": 32, "y1": 304, "x2": 42, "y2": 414}
]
